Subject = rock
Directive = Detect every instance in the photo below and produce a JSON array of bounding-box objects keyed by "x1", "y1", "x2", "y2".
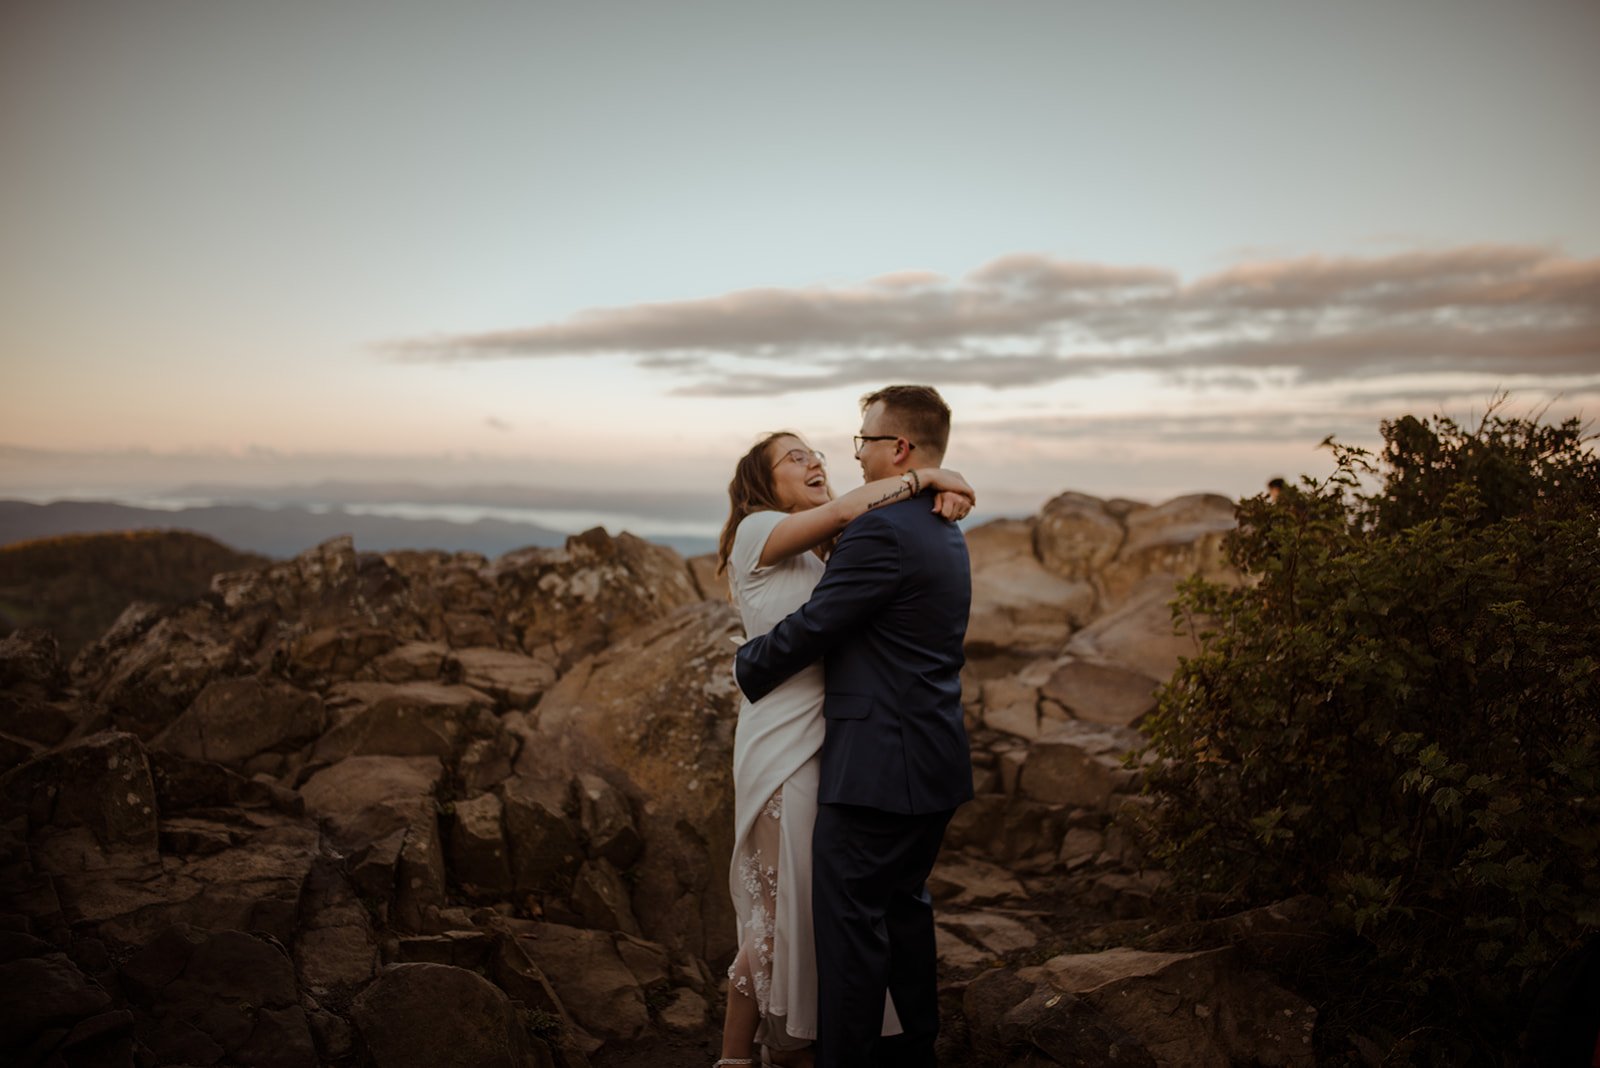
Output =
[
  {"x1": 1064, "y1": 576, "x2": 1199, "y2": 684},
  {"x1": 1144, "y1": 896, "x2": 1333, "y2": 971},
  {"x1": 152, "y1": 675, "x2": 326, "y2": 768},
  {"x1": 1018, "y1": 721, "x2": 1144, "y2": 810},
  {"x1": 1040, "y1": 658, "x2": 1159, "y2": 729},
  {"x1": 300, "y1": 755, "x2": 446, "y2": 930},
  {"x1": 0, "y1": 732, "x2": 158, "y2": 864},
  {"x1": 448, "y1": 792, "x2": 514, "y2": 897},
  {"x1": 396, "y1": 930, "x2": 495, "y2": 969},
  {"x1": 454, "y1": 647, "x2": 559, "y2": 709},
  {"x1": 515, "y1": 923, "x2": 649, "y2": 1043},
  {"x1": 0, "y1": 628, "x2": 77, "y2": 747},
  {"x1": 501, "y1": 775, "x2": 584, "y2": 896},
  {"x1": 1033, "y1": 492, "x2": 1125, "y2": 586},
  {"x1": 0, "y1": 949, "x2": 112, "y2": 1050},
  {"x1": 1100, "y1": 493, "x2": 1237, "y2": 606},
  {"x1": 574, "y1": 773, "x2": 642, "y2": 870},
  {"x1": 938, "y1": 911, "x2": 1038, "y2": 956},
  {"x1": 614, "y1": 932, "x2": 672, "y2": 990},
  {"x1": 1002, "y1": 988, "x2": 1156, "y2": 1068},
  {"x1": 529, "y1": 600, "x2": 743, "y2": 959},
  {"x1": 72, "y1": 604, "x2": 246, "y2": 739},
  {"x1": 962, "y1": 967, "x2": 1037, "y2": 1047},
  {"x1": 1059, "y1": 827, "x2": 1104, "y2": 869},
  {"x1": 351, "y1": 962, "x2": 553, "y2": 1068},
  {"x1": 945, "y1": 796, "x2": 1072, "y2": 865},
  {"x1": 119, "y1": 925, "x2": 317, "y2": 1068},
  {"x1": 928, "y1": 854, "x2": 1028, "y2": 908},
  {"x1": 1020, "y1": 946, "x2": 1317, "y2": 1067},
  {"x1": 312, "y1": 681, "x2": 498, "y2": 764},
  {"x1": 685, "y1": 553, "x2": 729, "y2": 604},
  {"x1": 294, "y1": 858, "x2": 379, "y2": 994},
  {"x1": 572, "y1": 859, "x2": 640, "y2": 935},
  {"x1": 286, "y1": 626, "x2": 400, "y2": 683},
  {"x1": 459, "y1": 732, "x2": 518, "y2": 793},
  {"x1": 3, "y1": 736, "x2": 316, "y2": 945},
  {"x1": 492, "y1": 528, "x2": 702, "y2": 673},
  {"x1": 372, "y1": 641, "x2": 453, "y2": 684},
  {"x1": 657, "y1": 987, "x2": 709, "y2": 1033},
  {"x1": 935, "y1": 925, "x2": 996, "y2": 971},
  {"x1": 965, "y1": 519, "x2": 1096, "y2": 656},
  {"x1": 980, "y1": 676, "x2": 1041, "y2": 740}
]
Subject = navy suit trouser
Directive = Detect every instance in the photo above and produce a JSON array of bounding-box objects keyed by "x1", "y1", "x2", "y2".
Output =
[{"x1": 813, "y1": 802, "x2": 956, "y2": 1068}]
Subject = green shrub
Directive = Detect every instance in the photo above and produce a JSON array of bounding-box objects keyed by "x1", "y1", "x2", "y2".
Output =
[{"x1": 1141, "y1": 401, "x2": 1600, "y2": 1060}]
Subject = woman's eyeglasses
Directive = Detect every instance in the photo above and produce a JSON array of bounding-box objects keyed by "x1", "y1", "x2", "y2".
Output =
[{"x1": 771, "y1": 448, "x2": 825, "y2": 470}]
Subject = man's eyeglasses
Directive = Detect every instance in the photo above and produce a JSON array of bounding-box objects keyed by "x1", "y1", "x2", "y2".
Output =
[
  {"x1": 853, "y1": 435, "x2": 914, "y2": 455},
  {"x1": 771, "y1": 448, "x2": 825, "y2": 470}
]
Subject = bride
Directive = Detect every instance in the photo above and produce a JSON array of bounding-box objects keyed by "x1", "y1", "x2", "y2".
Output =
[{"x1": 714, "y1": 431, "x2": 974, "y2": 1068}]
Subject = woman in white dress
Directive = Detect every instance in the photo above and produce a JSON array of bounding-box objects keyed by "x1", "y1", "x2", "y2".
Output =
[{"x1": 714, "y1": 431, "x2": 974, "y2": 1068}]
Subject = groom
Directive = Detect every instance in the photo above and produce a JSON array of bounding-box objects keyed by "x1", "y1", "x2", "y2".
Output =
[{"x1": 735, "y1": 384, "x2": 974, "y2": 1068}]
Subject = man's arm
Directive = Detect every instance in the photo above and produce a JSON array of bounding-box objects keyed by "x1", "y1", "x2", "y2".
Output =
[{"x1": 734, "y1": 514, "x2": 901, "y2": 703}]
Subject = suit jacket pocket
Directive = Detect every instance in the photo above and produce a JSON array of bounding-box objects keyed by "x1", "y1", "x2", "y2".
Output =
[{"x1": 823, "y1": 694, "x2": 873, "y2": 720}]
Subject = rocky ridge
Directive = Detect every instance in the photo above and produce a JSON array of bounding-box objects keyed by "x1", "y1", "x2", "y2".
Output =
[{"x1": 0, "y1": 491, "x2": 1329, "y2": 1067}]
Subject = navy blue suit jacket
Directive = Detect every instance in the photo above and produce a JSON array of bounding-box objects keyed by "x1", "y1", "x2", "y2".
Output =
[{"x1": 734, "y1": 494, "x2": 975, "y2": 815}]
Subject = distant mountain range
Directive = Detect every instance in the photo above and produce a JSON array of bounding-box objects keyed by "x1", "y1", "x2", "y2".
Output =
[{"x1": 0, "y1": 499, "x2": 719, "y2": 560}]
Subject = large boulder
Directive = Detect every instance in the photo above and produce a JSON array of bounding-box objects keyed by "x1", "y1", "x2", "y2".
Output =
[
  {"x1": 1100, "y1": 494, "x2": 1237, "y2": 606},
  {"x1": 514, "y1": 923, "x2": 650, "y2": 1043},
  {"x1": 351, "y1": 962, "x2": 554, "y2": 1068},
  {"x1": 1019, "y1": 946, "x2": 1317, "y2": 1067},
  {"x1": 294, "y1": 857, "x2": 379, "y2": 996},
  {"x1": 965, "y1": 519, "x2": 1095, "y2": 657},
  {"x1": 500, "y1": 774, "x2": 584, "y2": 896},
  {"x1": 1033, "y1": 492, "x2": 1125, "y2": 586},
  {"x1": 300, "y1": 755, "x2": 446, "y2": 931},
  {"x1": 453, "y1": 647, "x2": 559, "y2": 709},
  {"x1": 1040, "y1": 657, "x2": 1159, "y2": 728},
  {"x1": 492, "y1": 528, "x2": 701, "y2": 672},
  {"x1": 0, "y1": 934, "x2": 130, "y2": 1063},
  {"x1": 311, "y1": 681, "x2": 499, "y2": 764},
  {"x1": 0, "y1": 628, "x2": 78, "y2": 750},
  {"x1": 1063, "y1": 576, "x2": 1199, "y2": 684},
  {"x1": 447, "y1": 791, "x2": 514, "y2": 897},
  {"x1": 118, "y1": 925, "x2": 317, "y2": 1068},
  {"x1": 528, "y1": 600, "x2": 742, "y2": 959},
  {"x1": 151, "y1": 675, "x2": 326, "y2": 771},
  {"x1": 1017, "y1": 721, "x2": 1144, "y2": 810},
  {"x1": 72, "y1": 604, "x2": 248, "y2": 739}
]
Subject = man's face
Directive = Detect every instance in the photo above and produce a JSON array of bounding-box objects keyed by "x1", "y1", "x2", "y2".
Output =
[{"x1": 854, "y1": 400, "x2": 903, "y2": 483}]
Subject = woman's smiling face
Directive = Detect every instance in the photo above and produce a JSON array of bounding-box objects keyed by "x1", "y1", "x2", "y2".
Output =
[{"x1": 765, "y1": 434, "x2": 831, "y2": 513}]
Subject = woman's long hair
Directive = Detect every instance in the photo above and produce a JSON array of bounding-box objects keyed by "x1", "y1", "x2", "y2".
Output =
[{"x1": 716, "y1": 430, "x2": 799, "y2": 577}]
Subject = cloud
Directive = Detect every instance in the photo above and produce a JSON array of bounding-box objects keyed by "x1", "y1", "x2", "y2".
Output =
[
  {"x1": 484, "y1": 416, "x2": 512, "y2": 432},
  {"x1": 386, "y1": 245, "x2": 1600, "y2": 396}
]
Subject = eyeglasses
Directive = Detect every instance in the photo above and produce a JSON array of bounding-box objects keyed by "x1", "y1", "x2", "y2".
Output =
[
  {"x1": 771, "y1": 448, "x2": 825, "y2": 470},
  {"x1": 853, "y1": 435, "x2": 914, "y2": 455}
]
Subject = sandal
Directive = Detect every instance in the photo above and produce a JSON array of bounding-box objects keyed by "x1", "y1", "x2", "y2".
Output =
[{"x1": 714, "y1": 1061, "x2": 755, "y2": 1066}]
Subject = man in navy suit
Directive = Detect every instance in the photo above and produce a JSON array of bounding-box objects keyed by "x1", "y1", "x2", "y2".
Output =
[{"x1": 735, "y1": 385, "x2": 974, "y2": 1068}]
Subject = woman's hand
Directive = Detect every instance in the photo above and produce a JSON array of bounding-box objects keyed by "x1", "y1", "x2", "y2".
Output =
[
  {"x1": 921, "y1": 468, "x2": 975, "y2": 522},
  {"x1": 931, "y1": 490, "x2": 973, "y2": 521}
]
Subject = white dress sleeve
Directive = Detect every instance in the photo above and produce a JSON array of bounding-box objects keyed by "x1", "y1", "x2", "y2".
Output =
[{"x1": 730, "y1": 510, "x2": 788, "y2": 579}]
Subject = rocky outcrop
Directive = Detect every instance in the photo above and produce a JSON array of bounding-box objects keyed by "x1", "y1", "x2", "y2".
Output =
[{"x1": 0, "y1": 493, "x2": 1266, "y2": 1067}]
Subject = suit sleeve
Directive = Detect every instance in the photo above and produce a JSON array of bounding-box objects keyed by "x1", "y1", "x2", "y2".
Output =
[{"x1": 734, "y1": 514, "x2": 901, "y2": 702}]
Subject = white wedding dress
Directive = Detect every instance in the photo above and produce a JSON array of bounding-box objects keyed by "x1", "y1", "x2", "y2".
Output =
[{"x1": 726, "y1": 510, "x2": 900, "y2": 1049}]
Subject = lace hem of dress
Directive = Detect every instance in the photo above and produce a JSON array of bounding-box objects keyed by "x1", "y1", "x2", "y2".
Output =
[{"x1": 727, "y1": 788, "x2": 783, "y2": 1013}]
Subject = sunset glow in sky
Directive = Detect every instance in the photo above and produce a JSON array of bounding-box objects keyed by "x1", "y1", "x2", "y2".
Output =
[{"x1": 4, "y1": 0, "x2": 1598, "y2": 519}]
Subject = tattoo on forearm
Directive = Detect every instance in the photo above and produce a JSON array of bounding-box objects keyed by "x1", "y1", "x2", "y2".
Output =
[{"x1": 868, "y1": 485, "x2": 908, "y2": 509}]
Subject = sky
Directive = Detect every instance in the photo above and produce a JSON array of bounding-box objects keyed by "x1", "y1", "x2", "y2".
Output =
[{"x1": 3, "y1": 0, "x2": 1598, "y2": 527}]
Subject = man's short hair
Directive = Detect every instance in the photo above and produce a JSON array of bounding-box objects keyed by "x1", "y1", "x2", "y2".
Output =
[{"x1": 861, "y1": 385, "x2": 951, "y2": 458}]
